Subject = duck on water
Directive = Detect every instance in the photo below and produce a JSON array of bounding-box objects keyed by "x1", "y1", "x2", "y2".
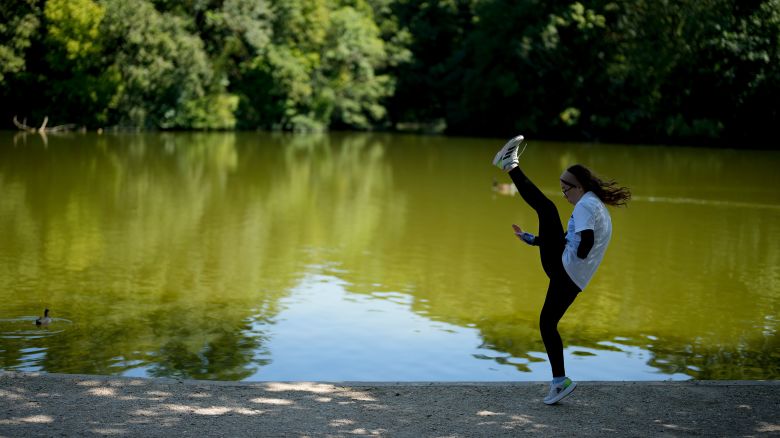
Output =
[{"x1": 36, "y1": 308, "x2": 51, "y2": 326}]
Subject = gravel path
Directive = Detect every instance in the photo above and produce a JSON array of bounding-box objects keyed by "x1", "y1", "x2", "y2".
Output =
[{"x1": 1, "y1": 372, "x2": 778, "y2": 437}]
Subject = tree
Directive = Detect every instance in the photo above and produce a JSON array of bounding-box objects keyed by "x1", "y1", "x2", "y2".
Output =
[
  {"x1": 99, "y1": 0, "x2": 236, "y2": 129},
  {"x1": 2, "y1": 0, "x2": 777, "y2": 143},
  {"x1": 321, "y1": 5, "x2": 395, "y2": 129},
  {"x1": 0, "y1": 0, "x2": 40, "y2": 85},
  {"x1": 42, "y1": 0, "x2": 115, "y2": 126},
  {"x1": 388, "y1": 0, "x2": 475, "y2": 127},
  {"x1": 707, "y1": 0, "x2": 780, "y2": 145},
  {"x1": 237, "y1": 0, "x2": 400, "y2": 131}
]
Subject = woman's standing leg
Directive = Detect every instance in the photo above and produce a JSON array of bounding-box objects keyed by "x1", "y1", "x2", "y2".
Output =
[{"x1": 539, "y1": 278, "x2": 579, "y2": 377}]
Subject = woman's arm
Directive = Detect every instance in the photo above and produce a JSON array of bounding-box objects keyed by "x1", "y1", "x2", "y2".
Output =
[{"x1": 577, "y1": 229, "x2": 594, "y2": 258}]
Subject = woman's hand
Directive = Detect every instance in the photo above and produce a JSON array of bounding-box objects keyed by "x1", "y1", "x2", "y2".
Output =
[{"x1": 513, "y1": 224, "x2": 538, "y2": 246}]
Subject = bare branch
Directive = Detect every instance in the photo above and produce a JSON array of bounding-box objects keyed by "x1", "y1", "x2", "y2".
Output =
[
  {"x1": 13, "y1": 116, "x2": 79, "y2": 133},
  {"x1": 13, "y1": 116, "x2": 36, "y2": 132},
  {"x1": 48, "y1": 124, "x2": 78, "y2": 132}
]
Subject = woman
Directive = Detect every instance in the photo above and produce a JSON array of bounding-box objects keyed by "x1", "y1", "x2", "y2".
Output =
[{"x1": 492, "y1": 134, "x2": 631, "y2": 404}]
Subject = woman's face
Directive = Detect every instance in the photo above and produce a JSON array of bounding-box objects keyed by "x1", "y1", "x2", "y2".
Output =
[{"x1": 560, "y1": 171, "x2": 583, "y2": 205}]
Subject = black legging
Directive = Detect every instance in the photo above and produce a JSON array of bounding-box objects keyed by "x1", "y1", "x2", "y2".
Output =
[{"x1": 508, "y1": 166, "x2": 581, "y2": 378}]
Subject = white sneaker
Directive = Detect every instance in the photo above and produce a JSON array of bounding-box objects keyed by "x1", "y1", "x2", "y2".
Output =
[
  {"x1": 491, "y1": 134, "x2": 524, "y2": 171},
  {"x1": 543, "y1": 378, "x2": 577, "y2": 405}
]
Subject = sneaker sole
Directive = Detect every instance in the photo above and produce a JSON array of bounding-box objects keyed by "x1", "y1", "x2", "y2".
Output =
[{"x1": 543, "y1": 381, "x2": 577, "y2": 405}]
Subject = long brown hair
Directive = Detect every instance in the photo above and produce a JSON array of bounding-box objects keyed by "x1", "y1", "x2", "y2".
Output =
[{"x1": 566, "y1": 164, "x2": 631, "y2": 207}]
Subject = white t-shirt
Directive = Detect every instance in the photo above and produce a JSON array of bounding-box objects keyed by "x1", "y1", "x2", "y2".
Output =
[{"x1": 562, "y1": 191, "x2": 612, "y2": 290}]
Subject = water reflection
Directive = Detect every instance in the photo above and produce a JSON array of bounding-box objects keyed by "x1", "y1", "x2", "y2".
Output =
[
  {"x1": 0, "y1": 132, "x2": 406, "y2": 380},
  {"x1": 0, "y1": 132, "x2": 778, "y2": 380}
]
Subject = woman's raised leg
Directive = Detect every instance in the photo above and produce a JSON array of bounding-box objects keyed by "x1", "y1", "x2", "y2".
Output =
[{"x1": 507, "y1": 166, "x2": 566, "y2": 277}]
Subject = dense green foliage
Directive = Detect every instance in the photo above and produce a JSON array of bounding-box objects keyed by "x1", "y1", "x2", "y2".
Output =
[{"x1": 1, "y1": 0, "x2": 778, "y2": 146}]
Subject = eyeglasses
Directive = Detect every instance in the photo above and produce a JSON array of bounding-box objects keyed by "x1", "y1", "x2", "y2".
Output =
[{"x1": 561, "y1": 180, "x2": 579, "y2": 195}]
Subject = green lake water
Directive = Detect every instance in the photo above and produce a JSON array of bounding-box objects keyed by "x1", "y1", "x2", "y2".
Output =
[{"x1": 1, "y1": 131, "x2": 778, "y2": 381}]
